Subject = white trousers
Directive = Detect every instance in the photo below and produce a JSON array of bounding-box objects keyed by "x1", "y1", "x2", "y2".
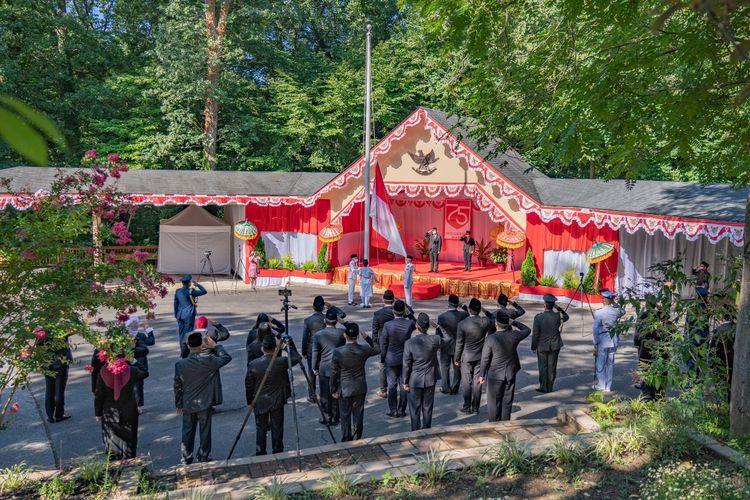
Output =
[
  {"x1": 348, "y1": 279, "x2": 356, "y2": 303},
  {"x1": 404, "y1": 286, "x2": 413, "y2": 307}
]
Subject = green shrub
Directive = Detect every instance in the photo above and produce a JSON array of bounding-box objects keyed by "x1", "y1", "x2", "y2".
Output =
[
  {"x1": 487, "y1": 438, "x2": 534, "y2": 477},
  {"x1": 77, "y1": 454, "x2": 108, "y2": 484},
  {"x1": 582, "y1": 264, "x2": 599, "y2": 293},
  {"x1": 254, "y1": 236, "x2": 267, "y2": 268},
  {"x1": 545, "y1": 434, "x2": 587, "y2": 474},
  {"x1": 316, "y1": 243, "x2": 331, "y2": 273},
  {"x1": 300, "y1": 260, "x2": 316, "y2": 272},
  {"x1": 267, "y1": 258, "x2": 281, "y2": 269},
  {"x1": 592, "y1": 427, "x2": 646, "y2": 462},
  {"x1": 640, "y1": 461, "x2": 750, "y2": 499},
  {"x1": 0, "y1": 463, "x2": 31, "y2": 494},
  {"x1": 417, "y1": 448, "x2": 451, "y2": 486},
  {"x1": 561, "y1": 269, "x2": 580, "y2": 290},
  {"x1": 281, "y1": 255, "x2": 296, "y2": 271},
  {"x1": 537, "y1": 275, "x2": 558, "y2": 287},
  {"x1": 136, "y1": 466, "x2": 164, "y2": 496},
  {"x1": 247, "y1": 476, "x2": 288, "y2": 500},
  {"x1": 319, "y1": 466, "x2": 362, "y2": 496},
  {"x1": 38, "y1": 475, "x2": 75, "y2": 500},
  {"x1": 586, "y1": 391, "x2": 621, "y2": 428},
  {"x1": 520, "y1": 249, "x2": 537, "y2": 286}
]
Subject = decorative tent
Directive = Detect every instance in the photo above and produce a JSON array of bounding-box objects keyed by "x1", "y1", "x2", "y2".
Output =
[{"x1": 157, "y1": 205, "x2": 232, "y2": 275}]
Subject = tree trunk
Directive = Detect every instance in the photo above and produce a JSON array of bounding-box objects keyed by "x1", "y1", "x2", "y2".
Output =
[
  {"x1": 730, "y1": 191, "x2": 750, "y2": 435},
  {"x1": 202, "y1": 0, "x2": 231, "y2": 170},
  {"x1": 589, "y1": 160, "x2": 595, "y2": 179}
]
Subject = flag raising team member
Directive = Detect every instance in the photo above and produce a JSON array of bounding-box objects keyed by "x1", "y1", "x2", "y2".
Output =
[
  {"x1": 403, "y1": 255, "x2": 415, "y2": 307},
  {"x1": 347, "y1": 254, "x2": 359, "y2": 306},
  {"x1": 174, "y1": 275, "x2": 207, "y2": 357},
  {"x1": 359, "y1": 259, "x2": 380, "y2": 309}
]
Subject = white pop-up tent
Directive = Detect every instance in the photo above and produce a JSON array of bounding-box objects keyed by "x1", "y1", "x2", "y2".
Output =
[{"x1": 157, "y1": 205, "x2": 232, "y2": 275}]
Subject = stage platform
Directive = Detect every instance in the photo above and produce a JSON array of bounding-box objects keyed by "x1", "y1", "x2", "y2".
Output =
[{"x1": 332, "y1": 260, "x2": 519, "y2": 301}]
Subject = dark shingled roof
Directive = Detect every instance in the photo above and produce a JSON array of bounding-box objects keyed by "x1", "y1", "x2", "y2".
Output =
[
  {"x1": 0, "y1": 167, "x2": 336, "y2": 197},
  {"x1": 421, "y1": 107, "x2": 549, "y2": 201},
  {"x1": 534, "y1": 178, "x2": 748, "y2": 223}
]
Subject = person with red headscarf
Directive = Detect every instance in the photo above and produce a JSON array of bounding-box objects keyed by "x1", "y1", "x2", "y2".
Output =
[{"x1": 94, "y1": 355, "x2": 148, "y2": 459}]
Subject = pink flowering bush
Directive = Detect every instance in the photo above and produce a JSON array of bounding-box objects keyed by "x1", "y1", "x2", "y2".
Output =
[{"x1": 0, "y1": 151, "x2": 168, "y2": 428}]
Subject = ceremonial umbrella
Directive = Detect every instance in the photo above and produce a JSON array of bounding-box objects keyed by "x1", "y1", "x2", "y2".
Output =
[
  {"x1": 585, "y1": 242, "x2": 615, "y2": 264},
  {"x1": 495, "y1": 228, "x2": 526, "y2": 249},
  {"x1": 233, "y1": 220, "x2": 258, "y2": 241},
  {"x1": 319, "y1": 222, "x2": 343, "y2": 243}
]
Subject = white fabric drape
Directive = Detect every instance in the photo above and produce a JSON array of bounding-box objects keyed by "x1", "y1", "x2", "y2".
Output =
[
  {"x1": 157, "y1": 206, "x2": 232, "y2": 275},
  {"x1": 542, "y1": 250, "x2": 588, "y2": 284},
  {"x1": 262, "y1": 232, "x2": 317, "y2": 265}
]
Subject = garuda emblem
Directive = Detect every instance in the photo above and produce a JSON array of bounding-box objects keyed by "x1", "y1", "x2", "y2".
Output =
[{"x1": 409, "y1": 149, "x2": 438, "y2": 175}]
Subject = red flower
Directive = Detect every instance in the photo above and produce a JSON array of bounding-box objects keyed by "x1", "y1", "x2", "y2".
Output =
[
  {"x1": 85, "y1": 149, "x2": 97, "y2": 159},
  {"x1": 84, "y1": 364, "x2": 94, "y2": 373},
  {"x1": 106, "y1": 252, "x2": 117, "y2": 264},
  {"x1": 159, "y1": 287, "x2": 168, "y2": 298},
  {"x1": 97, "y1": 350, "x2": 110, "y2": 363},
  {"x1": 9, "y1": 402, "x2": 19, "y2": 414},
  {"x1": 102, "y1": 209, "x2": 116, "y2": 221},
  {"x1": 34, "y1": 327, "x2": 46, "y2": 340},
  {"x1": 107, "y1": 153, "x2": 120, "y2": 163},
  {"x1": 20, "y1": 348, "x2": 31, "y2": 359},
  {"x1": 116, "y1": 234, "x2": 131, "y2": 245},
  {"x1": 21, "y1": 250, "x2": 37, "y2": 260},
  {"x1": 133, "y1": 250, "x2": 149, "y2": 263},
  {"x1": 127, "y1": 306, "x2": 137, "y2": 314},
  {"x1": 109, "y1": 358, "x2": 128, "y2": 375},
  {"x1": 117, "y1": 312, "x2": 130, "y2": 323}
]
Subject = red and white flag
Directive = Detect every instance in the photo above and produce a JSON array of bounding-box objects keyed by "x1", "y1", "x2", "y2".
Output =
[{"x1": 369, "y1": 164, "x2": 406, "y2": 256}]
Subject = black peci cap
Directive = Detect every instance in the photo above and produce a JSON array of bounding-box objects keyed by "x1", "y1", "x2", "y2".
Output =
[
  {"x1": 448, "y1": 294, "x2": 459, "y2": 306},
  {"x1": 417, "y1": 313, "x2": 430, "y2": 330},
  {"x1": 393, "y1": 300, "x2": 406, "y2": 313},
  {"x1": 187, "y1": 332, "x2": 203, "y2": 348},
  {"x1": 469, "y1": 298, "x2": 482, "y2": 312},
  {"x1": 344, "y1": 322, "x2": 359, "y2": 337}
]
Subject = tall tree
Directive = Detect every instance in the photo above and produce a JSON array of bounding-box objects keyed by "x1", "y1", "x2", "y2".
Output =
[{"x1": 203, "y1": 0, "x2": 233, "y2": 170}]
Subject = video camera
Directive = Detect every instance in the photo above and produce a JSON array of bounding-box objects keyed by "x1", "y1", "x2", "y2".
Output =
[
  {"x1": 204, "y1": 250, "x2": 212, "y2": 257},
  {"x1": 278, "y1": 287, "x2": 292, "y2": 297}
]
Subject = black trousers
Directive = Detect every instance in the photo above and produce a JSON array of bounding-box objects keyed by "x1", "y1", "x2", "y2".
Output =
[
  {"x1": 537, "y1": 349, "x2": 560, "y2": 393},
  {"x1": 408, "y1": 386, "x2": 435, "y2": 431},
  {"x1": 460, "y1": 360, "x2": 482, "y2": 412},
  {"x1": 255, "y1": 407, "x2": 285, "y2": 455},
  {"x1": 306, "y1": 355, "x2": 317, "y2": 400},
  {"x1": 439, "y1": 350, "x2": 460, "y2": 394},
  {"x1": 181, "y1": 409, "x2": 212, "y2": 464},
  {"x1": 487, "y1": 377, "x2": 516, "y2": 421},
  {"x1": 44, "y1": 366, "x2": 68, "y2": 421},
  {"x1": 339, "y1": 394, "x2": 366, "y2": 441},
  {"x1": 379, "y1": 363, "x2": 387, "y2": 392},
  {"x1": 386, "y1": 364, "x2": 408, "y2": 414},
  {"x1": 319, "y1": 375, "x2": 339, "y2": 423}
]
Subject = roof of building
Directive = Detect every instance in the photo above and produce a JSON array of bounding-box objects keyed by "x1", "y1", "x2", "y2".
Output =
[
  {"x1": 0, "y1": 167, "x2": 336, "y2": 197},
  {"x1": 533, "y1": 178, "x2": 748, "y2": 223}
]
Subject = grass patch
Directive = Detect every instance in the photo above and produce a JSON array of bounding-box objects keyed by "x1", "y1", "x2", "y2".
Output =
[
  {"x1": 38, "y1": 475, "x2": 75, "y2": 500},
  {"x1": 248, "y1": 476, "x2": 288, "y2": 500},
  {"x1": 0, "y1": 462, "x2": 32, "y2": 494},
  {"x1": 319, "y1": 466, "x2": 362, "y2": 497},
  {"x1": 486, "y1": 438, "x2": 535, "y2": 477},
  {"x1": 416, "y1": 448, "x2": 451, "y2": 486}
]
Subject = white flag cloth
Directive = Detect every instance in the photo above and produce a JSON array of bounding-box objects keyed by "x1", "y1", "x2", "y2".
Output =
[{"x1": 369, "y1": 164, "x2": 407, "y2": 256}]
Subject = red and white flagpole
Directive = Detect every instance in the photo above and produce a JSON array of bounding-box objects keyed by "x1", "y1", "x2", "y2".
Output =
[{"x1": 363, "y1": 23, "x2": 373, "y2": 261}]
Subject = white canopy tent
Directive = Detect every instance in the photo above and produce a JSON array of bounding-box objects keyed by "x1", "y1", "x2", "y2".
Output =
[{"x1": 157, "y1": 205, "x2": 232, "y2": 275}]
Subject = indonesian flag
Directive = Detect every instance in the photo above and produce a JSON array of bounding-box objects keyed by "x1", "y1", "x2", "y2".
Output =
[{"x1": 369, "y1": 164, "x2": 407, "y2": 256}]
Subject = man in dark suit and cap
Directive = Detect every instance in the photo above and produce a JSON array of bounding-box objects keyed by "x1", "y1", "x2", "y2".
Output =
[
  {"x1": 193, "y1": 315, "x2": 231, "y2": 408},
  {"x1": 330, "y1": 322, "x2": 380, "y2": 441},
  {"x1": 371, "y1": 289, "x2": 396, "y2": 398},
  {"x1": 479, "y1": 312, "x2": 531, "y2": 421},
  {"x1": 403, "y1": 313, "x2": 442, "y2": 431},
  {"x1": 174, "y1": 275, "x2": 207, "y2": 357},
  {"x1": 245, "y1": 334, "x2": 301, "y2": 455},
  {"x1": 437, "y1": 294, "x2": 468, "y2": 394},
  {"x1": 303, "y1": 296, "x2": 346, "y2": 402},
  {"x1": 174, "y1": 331, "x2": 232, "y2": 464},
  {"x1": 381, "y1": 299, "x2": 416, "y2": 417},
  {"x1": 495, "y1": 293, "x2": 526, "y2": 320},
  {"x1": 531, "y1": 294, "x2": 569, "y2": 393},
  {"x1": 312, "y1": 309, "x2": 346, "y2": 424},
  {"x1": 455, "y1": 298, "x2": 494, "y2": 414}
]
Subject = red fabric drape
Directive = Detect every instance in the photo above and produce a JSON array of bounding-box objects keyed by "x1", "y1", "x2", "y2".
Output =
[
  {"x1": 245, "y1": 200, "x2": 330, "y2": 234},
  {"x1": 526, "y1": 212, "x2": 619, "y2": 290}
]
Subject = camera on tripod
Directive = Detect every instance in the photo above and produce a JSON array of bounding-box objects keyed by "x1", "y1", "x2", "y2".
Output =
[{"x1": 278, "y1": 288, "x2": 292, "y2": 297}]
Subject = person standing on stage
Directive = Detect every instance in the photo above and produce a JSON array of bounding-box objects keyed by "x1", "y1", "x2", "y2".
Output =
[
  {"x1": 303, "y1": 296, "x2": 346, "y2": 403},
  {"x1": 426, "y1": 227, "x2": 442, "y2": 272},
  {"x1": 174, "y1": 331, "x2": 232, "y2": 465},
  {"x1": 245, "y1": 334, "x2": 300, "y2": 455},
  {"x1": 403, "y1": 255, "x2": 415, "y2": 307},
  {"x1": 330, "y1": 322, "x2": 380, "y2": 441},
  {"x1": 194, "y1": 315, "x2": 231, "y2": 408},
  {"x1": 479, "y1": 312, "x2": 531, "y2": 421},
  {"x1": 403, "y1": 313, "x2": 442, "y2": 431},
  {"x1": 455, "y1": 298, "x2": 494, "y2": 414},
  {"x1": 174, "y1": 275, "x2": 207, "y2": 357},
  {"x1": 125, "y1": 316, "x2": 155, "y2": 410},
  {"x1": 531, "y1": 294, "x2": 569, "y2": 393},
  {"x1": 312, "y1": 309, "x2": 346, "y2": 425},
  {"x1": 381, "y1": 300, "x2": 416, "y2": 417},
  {"x1": 358, "y1": 259, "x2": 379, "y2": 309},
  {"x1": 495, "y1": 293, "x2": 525, "y2": 321},
  {"x1": 592, "y1": 289, "x2": 625, "y2": 393},
  {"x1": 347, "y1": 254, "x2": 359, "y2": 306},
  {"x1": 437, "y1": 295, "x2": 468, "y2": 395},
  {"x1": 460, "y1": 230, "x2": 476, "y2": 271}
]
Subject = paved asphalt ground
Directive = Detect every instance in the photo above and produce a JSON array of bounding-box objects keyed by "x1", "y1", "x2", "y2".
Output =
[{"x1": 0, "y1": 281, "x2": 638, "y2": 471}]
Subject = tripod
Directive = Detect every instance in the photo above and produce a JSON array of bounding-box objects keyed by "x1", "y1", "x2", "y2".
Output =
[
  {"x1": 232, "y1": 244, "x2": 249, "y2": 294},
  {"x1": 563, "y1": 272, "x2": 596, "y2": 336},
  {"x1": 197, "y1": 251, "x2": 219, "y2": 295}
]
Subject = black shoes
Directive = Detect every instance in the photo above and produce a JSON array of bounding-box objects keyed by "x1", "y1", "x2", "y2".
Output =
[
  {"x1": 459, "y1": 407, "x2": 472, "y2": 414},
  {"x1": 49, "y1": 415, "x2": 71, "y2": 423}
]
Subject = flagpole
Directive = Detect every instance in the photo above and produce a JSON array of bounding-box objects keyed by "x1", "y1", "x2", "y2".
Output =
[{"x1": 363, "y1": 22, "x2": 372, "y2": 261}]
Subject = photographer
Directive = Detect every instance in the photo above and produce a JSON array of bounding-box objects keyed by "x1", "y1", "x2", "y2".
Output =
[{"x1": 531, "y1": 294, "x2": 569, "y2": 393}]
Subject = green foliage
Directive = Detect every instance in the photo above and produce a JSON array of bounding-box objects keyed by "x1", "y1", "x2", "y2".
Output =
[
  {"x1": 640, "y1": 461, "x2": 750, "y2": 499},
  {"x1": 520, "y1": 249, "x2": 537, "y2": 286},
  {"x1": 544, "y1": 434, "x2": 588, "y2": 478},
  {"x1": 592, "y1": 427, "x2": 646, "y2": 462},
  {"x1": 0, "y1": 96, "x2": 66, "y2": 166},
  {"x1": 582, "y1": 265, "x2": 599, "y2": 294},
  {"x1": 414, "y1": 238, "x2": 429, "y2": 257},
  {"x1": 300, "y1": 261, "x2": 316, "y2": 272},
  {"x1": 0, "y1": 463, "x2": 31, "y2": 494},
  {"x1": 489, "y1": 247, "x2": 507, "y2": 264},
  {"x1": 586, "y1": 391, "x2": 621, "y2": 429},
  {"x1": 77, "y1": 454, "x2": 108, "y2": 484},
  {"x1": 472, "y1": 239, "x2": 493, "y2": 261},
  {"x1": 416, "y1": 448, "x2": 451, "y2": 486},
  {"x1": 136, "y1": 466, "x2": 164, "y2": 496},
  {"x1": 267, "y1": 258, "x2": 281, "y2": 270},
  {"x1": 487, "y1": 439, "x2": 535, "y2": 477},
  {"x1": 319, "y1": 466, "x2": 362, "y2": 497},
  {"x1": 537, "y1": 275, "x2": 558, "y2": 287},
  {"x1": 316, "y1": 243, "x2": 331, "y2": 273},
  {"x1": 186, "y1": 488, "x2": 214, "y2": 500},
  {"x1": 561, "y1": 269, "x2": 580, "y2": 290},
  {"x1": 281, "y1": 255, "x2": 297, "y2": 271},
  {"x1": 247, "y1": 477, "x2": 288, "y2": 500},
  {"x1": 254, "y1": 237, "x2": 267, "y2": 269},
  {"x1": 38, "y1": 475, "x2": 75, "y2": 500}
]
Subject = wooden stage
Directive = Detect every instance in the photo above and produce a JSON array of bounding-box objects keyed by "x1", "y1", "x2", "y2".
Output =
[{"x1": 332, "y1": 260, "x2": 520, "y2": 301}]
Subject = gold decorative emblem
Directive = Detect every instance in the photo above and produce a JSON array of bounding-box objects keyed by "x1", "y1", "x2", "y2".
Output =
[{"x1": 409, "y1": 149, "x2": 438, "y2": 175}]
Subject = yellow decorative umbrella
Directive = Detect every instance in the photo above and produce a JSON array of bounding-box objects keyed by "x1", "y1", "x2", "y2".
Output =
[
  {"x1": 233, "y1": 221, "x2": 258, "y2": 241},
  {"x1": 495, "y1": 228, "x2": 526, "y2": 249},
  {"x1": 319, "y1": 222, "x2": 343, "y2": 243}
]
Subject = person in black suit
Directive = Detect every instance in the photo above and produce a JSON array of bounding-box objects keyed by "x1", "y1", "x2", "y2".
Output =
[
  {"x1": 381, "y1": 300, "x2": 416, "y2": 417},
  {"x1": 437, "y1": 294, "x2": 468, "y2": 394},
  {"x1": 403, "y1": 313, "x2": 442, "y2": 431},
  {"x1": 312, "y1": 309, "x2": 346, "y2": 425},
  {"x1": 530, "y1": 294, "x2": 569, "y2": 393},
  {"x1": 479, "y1": 312, "x2": 531, "y2": 421},
  {"x1": 454, "y1": 298, "x2": 494, "y2": 414},
  {"x1": 245, "y1": 334, "x2": 301, "y2": 455},
  {"x1": 495, "y1": 293, "x2": 526, "y2": 320},
  {"x1": 330, "y1": 322, "x2": 380, "y2": 441},
  {"x1": 247, "y1": 313, "x2": 285, "y2": 349},
  {"x1": 174, "y1": 332, "x2": 232, "y2": 465},
  {"x1": 41, "y1": 332, "x2": 73, "y2": 423},
  {"x1": 371, "y1": 290, "x2": 396, "y2": 398},
  {"x1": 194, "y1": 315, "x2": 231, "y2": 408},
  {"x1": 303, "y1": 296, "x2": 346, "y2": 403}
]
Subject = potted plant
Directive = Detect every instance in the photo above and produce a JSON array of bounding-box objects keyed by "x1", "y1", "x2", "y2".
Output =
[
  {"x1": 520, "y1": 249, "x2": 537, "y2": 286},
  {"x1": 490, "y1": 247, "x2": 508, "y2": 271},
  {"x1": 415, "y1": 238, "x2": 430, "y2": 261},
  {"x1": 472, "y1": 239, "x2": 493, "y2": 267}
]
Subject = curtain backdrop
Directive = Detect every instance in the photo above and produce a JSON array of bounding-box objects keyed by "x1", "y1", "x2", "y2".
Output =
[
  {"x1": 542, "y1": 250, "x2": 588, "y2": 285},
  {"x1": 617, "y1": 229, "x2": 741, "y2": 296},
  {"x1": 245, "y1": 200, "x2": 330, "y2": 234},
  {"x1": 261, "y1": 232, "x2": 318, "y2": 265}
]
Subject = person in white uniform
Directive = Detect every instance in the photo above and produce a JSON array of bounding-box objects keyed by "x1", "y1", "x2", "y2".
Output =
[
  {"x1": 403, "y1": 255, "x2": 415, "y2": 307},
  {"x1": 592, "y1": 289, "x2": 625, "y2": 392},
  {"x1": 358, "y1": 259, "x2": 379, "y2": 308},
  {"x1": 347, "y1": 254, "x2": 359, "y2": 306}
]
